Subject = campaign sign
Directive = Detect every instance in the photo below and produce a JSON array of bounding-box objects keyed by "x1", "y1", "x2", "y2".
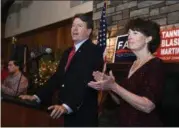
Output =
[
  {"x1": 155, "y1": 27, "x2": 179, "y2": 62},
  {"x1": 114, "y1": 34, "x2": 136, "y2": 62}
]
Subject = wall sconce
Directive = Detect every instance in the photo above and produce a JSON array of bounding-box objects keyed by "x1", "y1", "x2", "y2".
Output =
[{"x1": 12, "y1": 37, "x2": 17, "y2": 44}]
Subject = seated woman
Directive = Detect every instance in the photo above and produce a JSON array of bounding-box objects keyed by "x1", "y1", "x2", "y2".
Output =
[
  {"x1": 2, "y1": 59, "x2": 28, "y2": 96},
  {"x1": 88, "y1": 18, "x2": 164, "y2": 126}
]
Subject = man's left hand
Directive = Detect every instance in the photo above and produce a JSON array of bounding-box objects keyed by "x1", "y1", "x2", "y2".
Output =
[{"x1": 48, "y1": 105, "x2": 67, "y2": 119}]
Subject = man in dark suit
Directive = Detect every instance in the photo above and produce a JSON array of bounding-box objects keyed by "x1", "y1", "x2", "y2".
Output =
[{"x1": 19, "y1": 13, "x2": 103, "y2": 127}]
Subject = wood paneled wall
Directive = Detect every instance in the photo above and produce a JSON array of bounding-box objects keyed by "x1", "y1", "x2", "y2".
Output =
[
  {"x1": 17, "y1": 24, "x2": 73, "y2": 53},
  {"x1": 1, "y1": 12, "x2": 92, "y2": 61},
  {"x1": 17, "y1": 29, "x2": 58, "y2": 51},
  {"x1": 1, "y1": 21, "x2": 73, "y2": 61},
  {"x1": 56, "y1": 24, "x2": 73, "y2": 52}
]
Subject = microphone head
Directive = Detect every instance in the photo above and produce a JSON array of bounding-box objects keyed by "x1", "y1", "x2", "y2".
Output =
[
  {"x1": 45, "y1": 48, "x2": 52, "y2": 54},
  {"x1": 30, "y1": 52, "x2": 36, "y2": 58}
]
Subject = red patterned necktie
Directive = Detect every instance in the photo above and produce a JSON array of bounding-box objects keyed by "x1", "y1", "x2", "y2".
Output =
[{"x1": 65, "y1": 46, "x2": 76, "y2": 71}]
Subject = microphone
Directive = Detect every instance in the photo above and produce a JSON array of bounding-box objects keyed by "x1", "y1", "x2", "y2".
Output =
[
  {"x1": 31, "y1": 48, "x2": 52, "y2": 60},
  {"x1": 20, "y1": 48, "x2": 53, "y2": 72},
  {"x1": 45, "y1": 48, "x2": 52, "y2": 54},
  {"x1": 23, "y1": 48, "x2": 53, "y2": 70},
  {"x1": 15, "y1": 48, "x2": 53, "y2": 96}
]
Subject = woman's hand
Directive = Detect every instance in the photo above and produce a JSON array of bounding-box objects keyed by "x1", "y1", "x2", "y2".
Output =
[{"x1": 88, "y1": 70, "x2": 116, "y2": 91}]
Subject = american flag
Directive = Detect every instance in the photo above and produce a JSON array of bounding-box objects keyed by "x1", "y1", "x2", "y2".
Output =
[
  {"x1": 97, "y1": 2, "x2": 107, "y2": 54},
  {"x1": 97, "y1": 2, "x2": 108, "y2": 112}
]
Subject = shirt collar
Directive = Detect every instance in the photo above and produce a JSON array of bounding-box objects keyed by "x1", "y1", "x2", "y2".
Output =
[
  {"x1": 74, "y1": 38, "x2": 88, "y2": 52},
  {"x1": 10, "y1": 72, "x2": 21, "y2": 78}
]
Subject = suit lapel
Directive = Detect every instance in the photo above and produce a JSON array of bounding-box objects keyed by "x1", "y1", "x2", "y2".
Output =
[{"x1": 65, "y1": 39, "x2": 91, "y2": 73}]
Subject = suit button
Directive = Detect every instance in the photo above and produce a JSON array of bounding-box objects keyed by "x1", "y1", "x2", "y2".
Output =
[{"x1": 62, "y1": 84, "x2": 65, "y2": 87}]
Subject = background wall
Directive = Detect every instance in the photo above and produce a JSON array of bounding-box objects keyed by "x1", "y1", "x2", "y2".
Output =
[
  {"x1": 93, "y1": 0, "x2": 179, "y2": 37},
  {"x1": 5, "y1": 1, "x2": 93, "y2": 38},
  {"x1": 2, "y1": 1, "x2": 92, "y2": 61},
  {"x1": 93, "y1": 0, "x2": 179, "y2": 62},
  {"x1": 16, "y1": 22, "x2": 74, "y2": 53}
]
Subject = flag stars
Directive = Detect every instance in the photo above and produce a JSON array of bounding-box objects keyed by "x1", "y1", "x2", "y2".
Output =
[{"x1": 97, "y1": 2, "x2": 107, "y2": 52}]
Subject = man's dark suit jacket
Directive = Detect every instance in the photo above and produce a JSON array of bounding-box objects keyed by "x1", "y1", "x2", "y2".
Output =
[{"x1": 36, "y1": 39, "x2": 104, "y2": 127}]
